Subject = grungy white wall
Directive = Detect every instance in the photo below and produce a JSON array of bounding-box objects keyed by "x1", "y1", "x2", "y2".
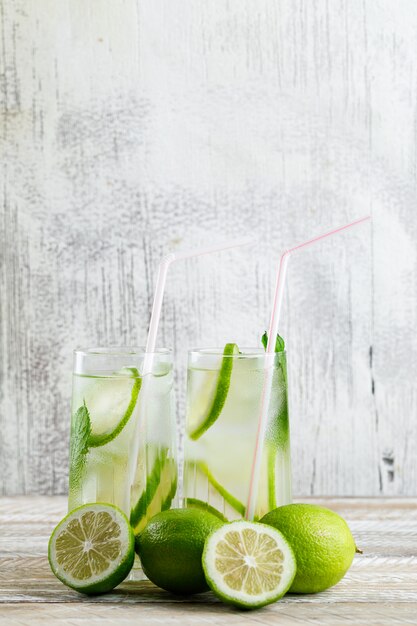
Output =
[{"x1": 1, "y1": 0, "x2": 416, "y2": 495}]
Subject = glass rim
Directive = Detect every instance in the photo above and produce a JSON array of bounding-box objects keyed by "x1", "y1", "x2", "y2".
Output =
[
  {"x1": 73, "y1": 346, "x2": 172, "y2": 357},
  {"x1": 188, "y1": 347, "x2": 286, "y2": 358}
]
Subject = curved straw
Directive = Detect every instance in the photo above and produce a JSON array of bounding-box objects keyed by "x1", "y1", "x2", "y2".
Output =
[
  {"x1": 245, "y1": 215, "x2": 371, "y2": 520},
  {"x1": 128, "y1": 237, "x2": 254, "y2": 490},
  {"x1": 142, "y1": 237, "x2": 253, "y2": 375}
]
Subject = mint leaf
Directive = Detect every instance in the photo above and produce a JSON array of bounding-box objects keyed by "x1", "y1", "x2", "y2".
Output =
[
  {"x1": 262, "y1": 329, "x2": 289, "y2": 442},
  {"x1": 69, "y1": 402, "x2": 91, "y2": 490},
  {"x1": 261, "y1": 331, "x2": 285, "y2": 352}
]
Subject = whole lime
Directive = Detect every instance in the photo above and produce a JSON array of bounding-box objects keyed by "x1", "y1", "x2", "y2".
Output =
[
  {"x1": 260, "y1": 504, "x2": 358, "y2": 593},
  {"x1": 135, "y1": 508, "x2": 224, "y2": 594}
]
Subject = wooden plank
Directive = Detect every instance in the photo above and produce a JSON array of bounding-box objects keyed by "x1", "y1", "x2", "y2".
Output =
[
  {"x1": 1, "y1": 602, "x2": 417, "y2": 626},
  {"x1": 0, "y1": 497, "x2": 416, "y2": 624}
]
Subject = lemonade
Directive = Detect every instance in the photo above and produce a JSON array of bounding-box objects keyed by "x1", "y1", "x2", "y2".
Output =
[
  {"x1": 184, "y1": 345, "x2": 291, "y2": 521},
  {"x1": 68, "y1": 348, "x2": 177, "y2": 534}
]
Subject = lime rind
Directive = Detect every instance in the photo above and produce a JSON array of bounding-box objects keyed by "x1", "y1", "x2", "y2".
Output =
[
  {"x1": 161, "y1": 471, "x2": 178, "y2": 511},
  {"x1": 188, "y1": 343, "x2": 239, "y2": 441},
  {"x1": 267, "y1": 443, "x2": 277, "y2": 511},
  {"x1": 260, "y1": 504, "x2": 357, "y2": 594},
  {"x1": 48, "y1": 503, "x2": 135, "y2": 595},
  {"x1": 135, "y1": 508, "x2": 224, "y2": 595},
  {"x1": 130, "y1": 448, "x2": 177, "y2": 534},
  {"x1": 88, "y1": 368, "x2": 142, "y2": 448},
  {"x1": 68, "y1": 368, "x2": 142, "y2": 491},
  {"x1": 202, "y1": 520, "x2": 296, "y2": 609},
  {"x1": 185, "y1": 498, "x2": 228, "y2": 522},
  {"x1": 187, "y1": 461, "x2": 245, "y2": 518}
]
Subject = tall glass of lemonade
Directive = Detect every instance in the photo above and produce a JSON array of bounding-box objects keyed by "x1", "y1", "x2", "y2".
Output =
[
  {"x1": 184, "y1": 344, "x2": 291, "y2": 521},
  {"x1": 68, "y1": 347, "x2": 177, "y2": 536}
]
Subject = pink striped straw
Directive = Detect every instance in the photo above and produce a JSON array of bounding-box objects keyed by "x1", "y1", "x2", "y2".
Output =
[
  {"x1": 128, "y1": 237, "x2": 254, "y2": 491},
  {"x1": 245, "y1": 215, "x2": 371, "y2": 520}
]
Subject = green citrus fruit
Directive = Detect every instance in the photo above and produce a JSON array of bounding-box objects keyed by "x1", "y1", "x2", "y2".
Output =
[
  {"x1": 203, "y1": 520, "x2": 296, "y2": 609},
  {"x1": 260, "y1": 503, "x2": 358, "y2": 593},
  {"x1": 48, "y1": 503, "x2": 135, "y2": 594},
  {"x1": 135, "y1": 508, "x2": 224, "y2": 594}
]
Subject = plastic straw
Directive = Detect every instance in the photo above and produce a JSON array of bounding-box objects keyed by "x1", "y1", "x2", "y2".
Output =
[
  {"x1": 245, "y1": 215, "x2": 371, "y2": 520},
  {"x1": 128, "y1": 237, "x2": 254, "y2": 490},
  {"x1": 141, "y1": 237, "x2": 253, "y2": 375}
]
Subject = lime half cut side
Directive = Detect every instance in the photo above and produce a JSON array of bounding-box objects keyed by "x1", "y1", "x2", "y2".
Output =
[
  {"x1": 48, "y1": 503, "x2": 135, "y2": 594},
  {"x1": 85, "y1": 367, "x2": 141, "y2": 448},
  {"x1": 203, "y1": 520, "x2": 296, "y2": 609},
  {"x1": 188, "y1": 343, "x2": 239, "y2": 441}
]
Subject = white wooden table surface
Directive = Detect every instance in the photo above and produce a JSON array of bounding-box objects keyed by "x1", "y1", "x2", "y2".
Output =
[{"x1": 0, "y1": 497, "x2": 416, "y2": 625}]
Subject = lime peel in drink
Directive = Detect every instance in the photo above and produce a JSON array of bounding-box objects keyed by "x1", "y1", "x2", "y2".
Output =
[
  {"x1": 88, "y1": 367, "x2": 141, "y2": 448},
  {"x1": 188, "y1": 343, "x2": 239, "y2": 441},
  {"x1": 130, "y1": 447, "x2": 177, "y2": 534},
  {"x1": 188, "y1": 460, "x2": 246, "y2": 517},
  {"x1": 69, "y1": 368, "x2": 141, "y2": 492},
  {"x1": 185, "y1": 498, "x2": 228, "y2": 522}
]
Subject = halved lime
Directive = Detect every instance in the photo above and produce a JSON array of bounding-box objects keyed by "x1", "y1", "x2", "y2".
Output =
[
  {"x1": 48, "y1": 503, "x2": 135, "y2": 594},
  {"x1": 202, "y1": 520, "x2": 296, "y2": 609},
  {"x1": 130, "y1": 448, "x2": 177, "y2": 534},
  {"x1": 188, "y1": 343, "x2": 239, "y2": 441}
]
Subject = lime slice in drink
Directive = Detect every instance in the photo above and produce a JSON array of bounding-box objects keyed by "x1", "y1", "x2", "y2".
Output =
[
  {"x1": 48, "y1": 503, "x2": 135, "y2": 594},
  {"x1": 188, "y1": 343, "x2": 239, "y2": 441},
  {"x1": 84, "y1": 367, "x2": 141, "y2": 448},
  {"x1": 185, "y1": 461, "x2": 245, "y2": 519},
  {"x1": 202, "y1": 520, "x2": 296, "y2": 609},
  {"x1": 130, "y1": 448, "x2": 177, "y2": 534},
  {"x1": 185, "y1": 498, "x2": 228, "y2": 522},
  {"x1": 69, "y1": 369, "x2": 141, "y2": 491}
]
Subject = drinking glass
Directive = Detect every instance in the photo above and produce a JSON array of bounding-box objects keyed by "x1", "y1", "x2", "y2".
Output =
[
  {"x1": 184, "y1": 347, "x2": 291, "y2": 520},
  {"x1": 68, "y1": 347, "x2": 178, "y2": 535}
]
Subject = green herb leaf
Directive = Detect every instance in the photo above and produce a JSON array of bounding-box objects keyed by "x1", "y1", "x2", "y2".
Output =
[
  {"x1": 261, "y1": 331, "x2": 285, "y2": 352},
  {"x1": 69, "y1": 402, "x2": 91, "y2": 490}
]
